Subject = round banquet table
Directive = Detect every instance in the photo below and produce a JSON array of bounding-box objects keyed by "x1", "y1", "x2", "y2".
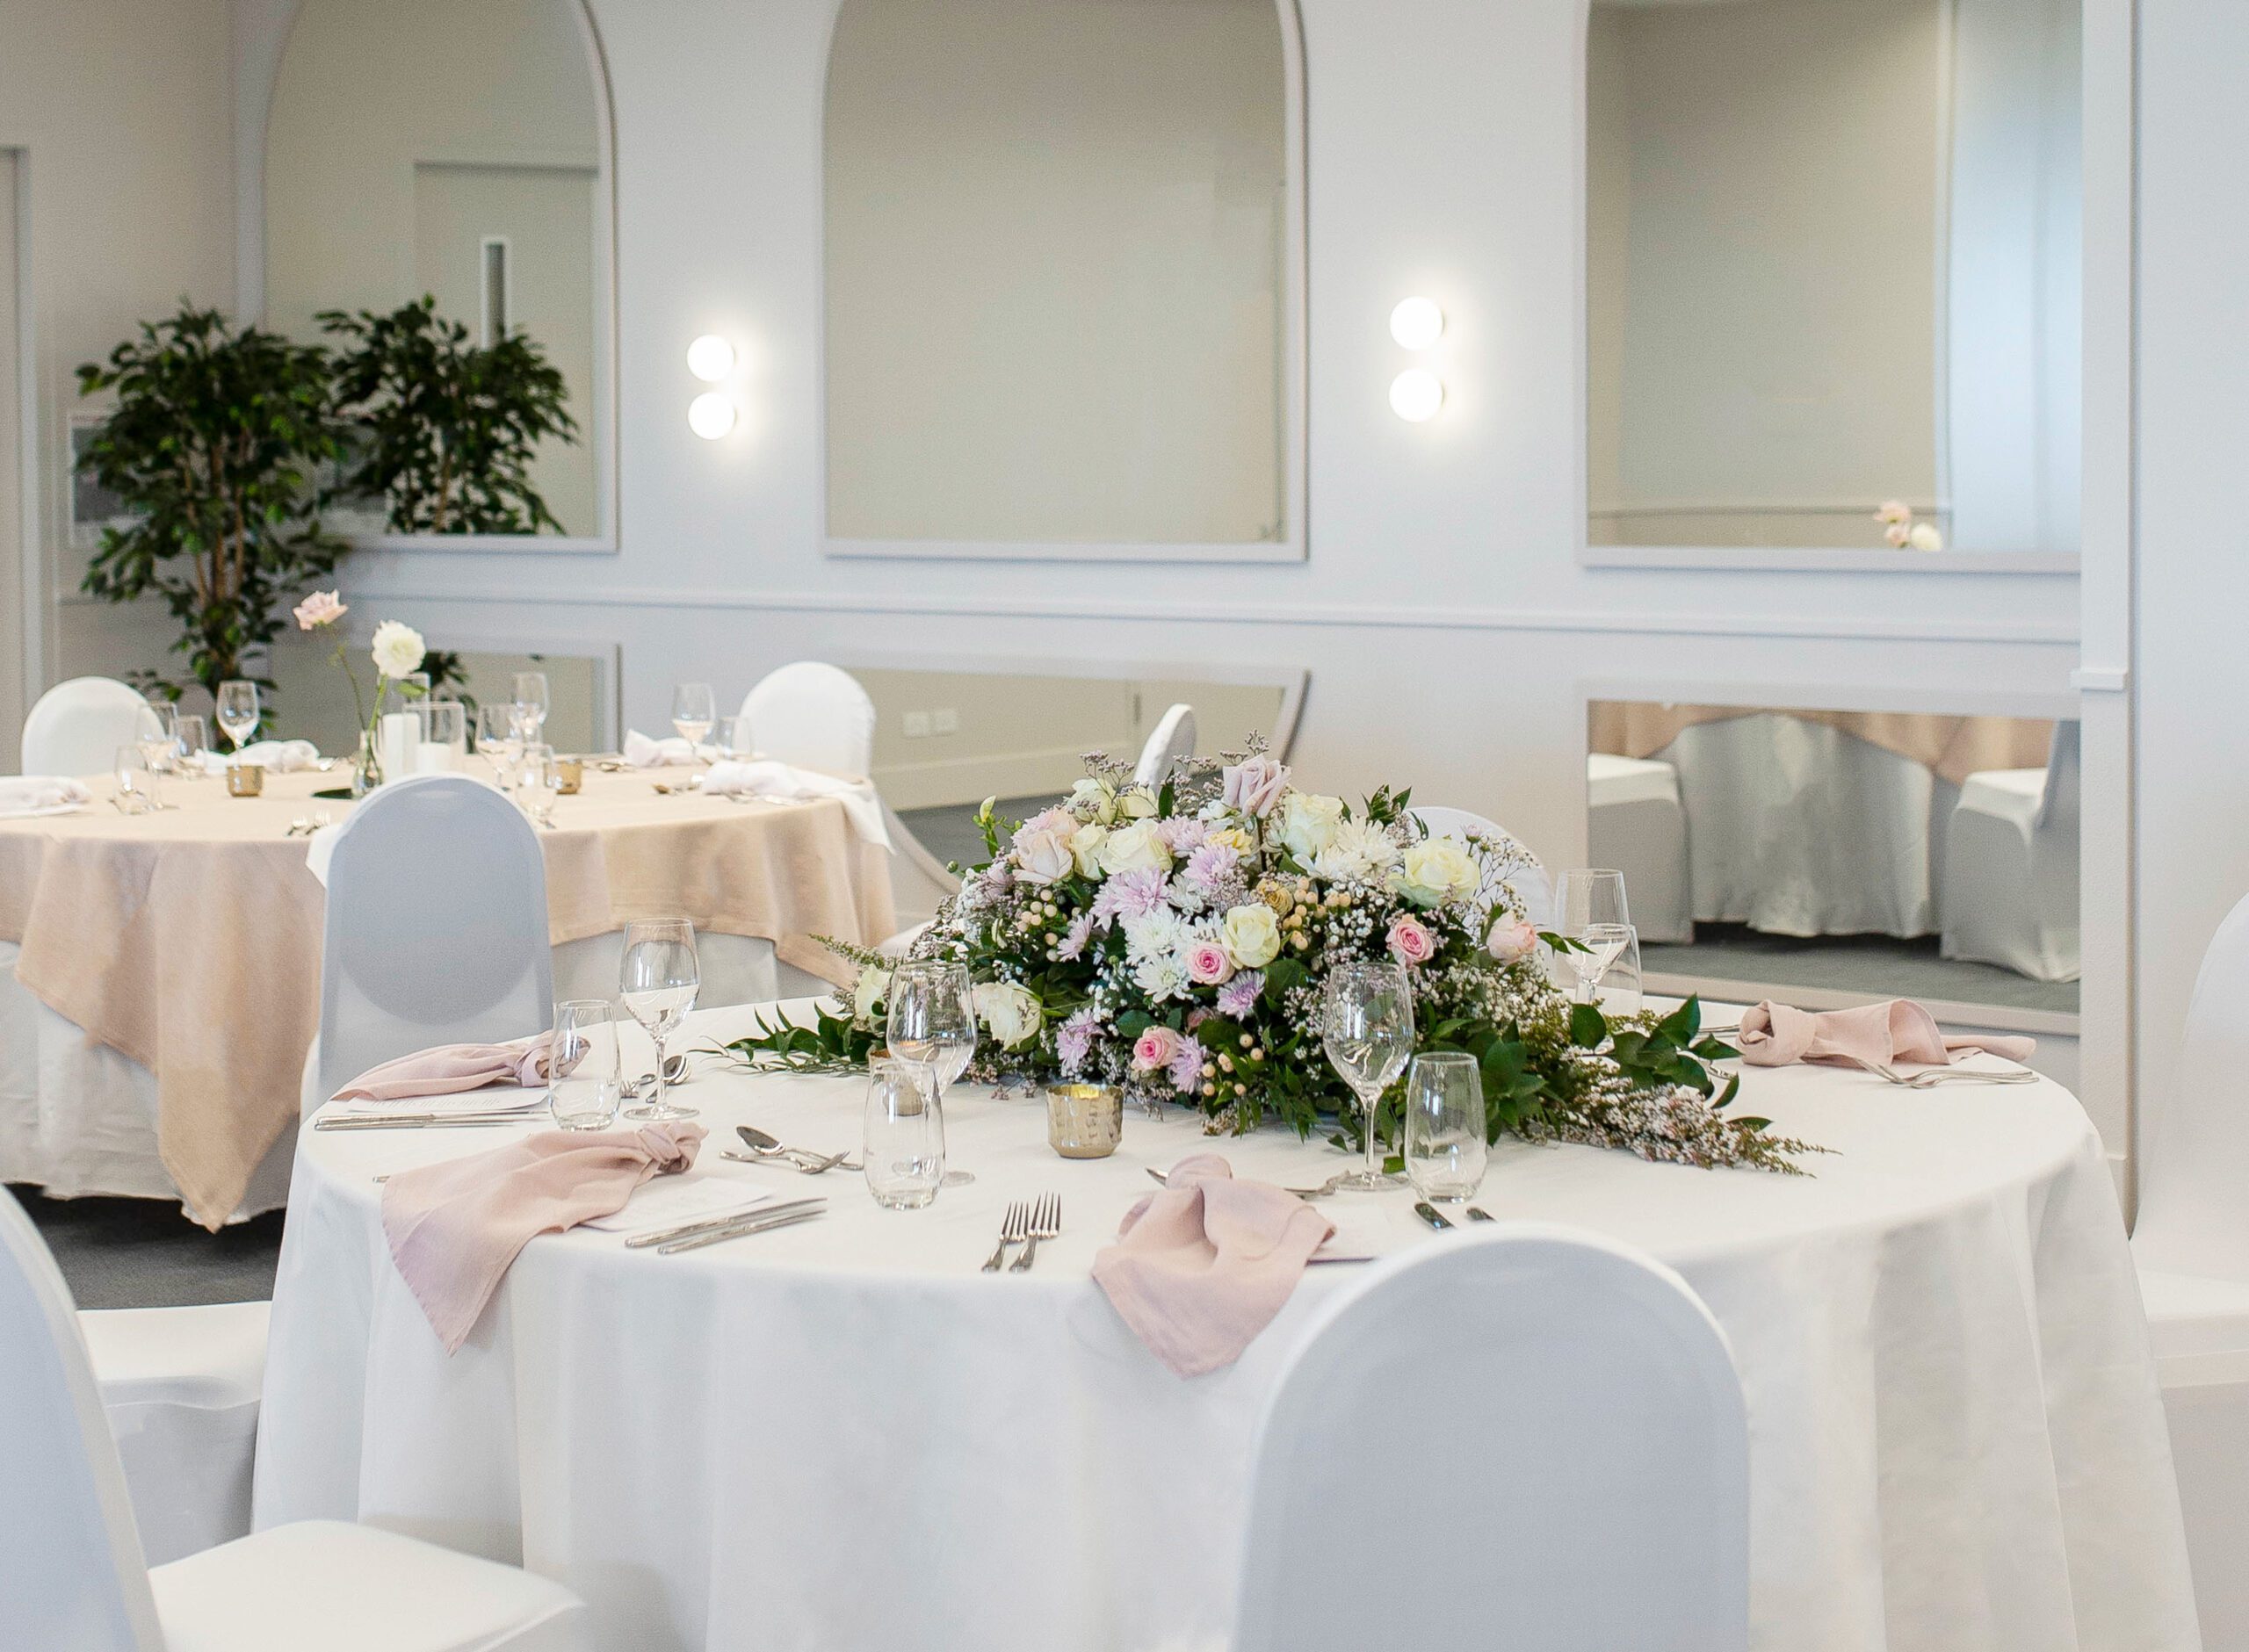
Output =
[{"x1": 254, "y1": 1000, "x2": 2198, "y2": 1652}]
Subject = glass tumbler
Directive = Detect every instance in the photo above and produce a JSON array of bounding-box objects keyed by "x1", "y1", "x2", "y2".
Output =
[
  {"x1": 1403, "y1": 1050, "x2": 1487, "y2": 1203},
  {"x1": 549, "y1": 999, "x2": 623, "y2": 1131},
  {"x1": 864, "y1": 1059, "x2": 945, "y2": 1209}
]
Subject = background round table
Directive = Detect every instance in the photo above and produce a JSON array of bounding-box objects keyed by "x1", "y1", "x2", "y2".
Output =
[{"x1": 254, "y1": 999, "x2": 2197, "y2": 1652}]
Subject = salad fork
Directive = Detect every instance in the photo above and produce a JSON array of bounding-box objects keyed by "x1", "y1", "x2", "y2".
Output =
[
  {"x1": 1865, "y1": 1062, "x2": 2039, "y2": 1089},
  {"x1": 1008, "y1": 1194, "x2": 1061, "y2": 1273},
  {"x1": 981, "y1": 1201, "x2": 1030, "y2": 1273}
]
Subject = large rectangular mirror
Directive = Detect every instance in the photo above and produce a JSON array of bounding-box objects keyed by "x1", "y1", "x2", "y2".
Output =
[{"x1": 1586, "y1": 0, "x2": 2080, "y2": 558}]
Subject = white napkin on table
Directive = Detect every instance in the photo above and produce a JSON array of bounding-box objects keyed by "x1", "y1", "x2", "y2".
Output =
[
  {"x1": 196, "y1": 739, "x2": 322, "y2": 775},
  {"x1": 622, "y1": 730, "x2": 698, "y2": 768},
  {"x1": 702, "y1": 760, "x2": 892, "y2": 848},
  {"x1": 0, "y1": 776, "x2": 92, "y2": 818}
]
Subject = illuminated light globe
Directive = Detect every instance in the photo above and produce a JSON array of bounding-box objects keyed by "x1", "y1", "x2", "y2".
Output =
[
  {"x1": 1389, "y1": 369, "x2": 1444, "y2": 422},
  {"x1": 1388, "y1": 296, "x2": 1444, "y2": 350},
  {"x1": 686, "y1": 334, "x2": 735, "y2": 382},
  {"x1": 688, "y1": 393, "x2": 737, "y2": 439}
]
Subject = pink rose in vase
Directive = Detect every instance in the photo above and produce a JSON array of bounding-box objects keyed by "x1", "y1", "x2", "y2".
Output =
[
  {"x1": 1386, "y1": 913, "x2": 1436, "y2": 967},
  {"x1": 1185, "y1": 940, "x2": 1235, "y2": 985},
  {"x1": 1132, "y1": 1025, "x2": 1185, "y2": 1073}
]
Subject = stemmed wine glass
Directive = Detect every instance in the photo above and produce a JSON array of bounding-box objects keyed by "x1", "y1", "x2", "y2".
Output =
[
  {"x1": 1564, "y1": 922, "x2": 1636, "y2": 1006},
  {"x1": 1321, "y1": 961, "x2": 1416, "y2": 1191},
  {"x1": 619, "y1": 917, "x2": 699, "y2": 1121},
  {"x1": 476, "y1": 703, "x2": 522, "y2": 791},
  {"x1": 1554, "y1": 869, "x2": 1633, "y2": 1005},
  {"x1": 510, "y1": 672, "x2": 550, "y2": 744},
  {"x1": 671, "y1": 682, "x2": 717, "y2": 763},
  {"x1": 214, "y1": 682, "x2": 259, "y2": 754},
  {"x1": 885, "y1": 962, "x2": 979, "y2": 1187}
]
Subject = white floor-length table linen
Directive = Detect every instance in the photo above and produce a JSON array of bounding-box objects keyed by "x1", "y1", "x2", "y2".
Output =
[{"x1": 255, "y1": 1001, "x2": 2199, "y2": 1652}]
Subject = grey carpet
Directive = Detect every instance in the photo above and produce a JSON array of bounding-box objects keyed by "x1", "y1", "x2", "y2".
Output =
[
  {"x1": 13, "y1": 1186, "x2": 284, "y2": 1309},
  {"x1": 1642, "y1": 923, "x2": 2079, "y2": 1015}
]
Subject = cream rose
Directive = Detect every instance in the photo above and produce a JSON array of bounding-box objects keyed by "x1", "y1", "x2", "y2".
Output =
[
  {"x1": 1205, "y1": 824, "x2": 1257, "y2": 856},
  {"x1": 1069, "y1": 776, "x2": 1119, "y2": 826},
  {"x1": 1906, "y1": 522, "x2": 1943, "y2": 552},
  {"x1": 1096, "y1": 819, "x2": 1173, "y2": 877},
  {"x1": 1486, "y1": 915, "x2": 1539, "y2": 963},
  {"x1": 1069, "y1": 822, "x2": 1110, "y2": 878},
  {"x1": 1014, "y1": 826, "x2": 1077, "y2": 884},
  {"x1": 852, "y1": 966, "x2": 891, "y2": 1022},
  {"x1": 1396, "y1": 837, "x2": 1481, "y2": 907},
  {"x1": 1275, "y1": 792, "x2": 1346, "y2": 861},
  {"x1": 370, "y1": 619, "x2": 426, "y2": 680},
  {"x1": 1115, "y1": 785, "x2": 1159, "y2": 820},
  {"x1": 972, "y1": 981, "x2": 1043, "y2": 1050},
  {"x1": 1221, "y1": 902, "x2": 1283, "y2": 969}
]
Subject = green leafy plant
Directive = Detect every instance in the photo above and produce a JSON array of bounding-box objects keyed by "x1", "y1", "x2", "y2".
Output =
[
  {"x1": 321, "y1": 297, "x2": 578, "y2": 535},
  {"x1": 74, "y1": 305, "x2": 348, "y2": 699}
]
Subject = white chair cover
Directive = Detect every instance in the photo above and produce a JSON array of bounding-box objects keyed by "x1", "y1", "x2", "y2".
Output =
[
  {"x1": 20, "y1": 677, "x2": 161, "y2": 779},
  {"x1": 1233, "y1": 1223, "x2": 1748, "y2": 1652},
  {"x1": 1132, "y1": 703, "x2": 1197, "y2": 790},
  {"x1": 0, "y1": 1186, "x2": 592, "y2": 1652},
  {"x1": 738, "y1": 662, "x2": 876, "y2": 778},
  {"x1": 1409, "y1": 804, "x2": 1551, "y2": 927},
  {"x1": 1587, "y1": 754, "x2": 1692, "y2": 944},
  {"x1": 1940, "y1": 720, "x2": 2081, "y2": 983},
  {"x1": 315, "y1": 776, "x2": 553, "y2": 1105},
  {"x1": 80, "y1": 1302, "x2": 270, "y2": 1566}
]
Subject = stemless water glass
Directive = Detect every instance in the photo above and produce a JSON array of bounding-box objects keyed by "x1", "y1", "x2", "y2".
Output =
[
  {"x1": 1403, "y1": 1051, "x2": 1487, "y2": 1202},
  {"x1": 549, "y1": 999, "x2": 623, "y2": 1130},
  {"x1": 510, "y1": 671, "x2": 550, "y2": 742},
  {"x1": 864, "y1": 1058, "x2": 945, "y2": 1209},
  {"x1": 1321, "y1": 961, "x2": 1416, "y2": 1191},
  {"x1": 517, "y1": 743, "x2": 564, "y2": 826},
  {"x1": 619, "y1": 917, "x2": 699, "y2": 1120},
  {"x1": 138, "y1": 703, "x2": 178, "y2": 792},
  {"x1": 414, "y1": 700, "x2": 466, "y2": 772},
  {"x1": 173, "y1": 714, "x2": 209, "y2": 775},
  {"x1": 214, "y1": 681, "x2": 259, "y2": 753},
  {"x1": 476, "y1": 703, "x2": 521, "y2": 790},
  {"x1": 1566, "y1": 922, "x2": 1634, "y2": 1006},
  {"x1": 717, "y1": 714, "x2": 753, "y2": 761},
  {"x1": 671, "y1": 682, "x2": 717, "y2": 758},
  {"x1": 113, "y1": 746, "x2": 158, "y2": 814},
  {"x1": 886, "y1": 961, "x2": 980, "y2": 1187}
]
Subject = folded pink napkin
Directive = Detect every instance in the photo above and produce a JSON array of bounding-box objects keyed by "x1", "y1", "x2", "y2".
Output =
[
  {"x1": 331, "y1": 1034, "x2": 553, "y2": 1104},
  {"x1": 1091, "y1": 1154, "x2": 1334, "y2": 1378},
  {"x1": 1736, "y1": 999, "x2": 2035, "y2": 1070},
  {"x1": 382, "y1": 1120, "x2": 707, "y2": 1352}
]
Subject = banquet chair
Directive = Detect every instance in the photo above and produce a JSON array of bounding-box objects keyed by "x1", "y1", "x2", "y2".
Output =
[
  {"x1": 1233, "y1": 1224, "x2": 1747, "y2": 1652},
  {"x1": 1587, "y1": 754, "x2": 1691, "y2": 943},
  {"x1": 20, "y1": 675, "x2": 163, "y2": 777},
  {"x1": 0, "y1": 1187, "x2": 592, "y2": 1652},
  {"x1": 1132, "y1": 702, "x2": 1197, "y2": 790},
  {"x1": 2132, "y1": 888, "x2": 2249, "y2": 1650},
  {"x1": 315, "y1": 775, "x2": 553, "y2": 1104},
  {"x1": 1410, "y1": 804, "x2": 1552, "y2": 927},
  {"x1": 1940, "y1": 720, "x2": 2081, "y2": 983}
]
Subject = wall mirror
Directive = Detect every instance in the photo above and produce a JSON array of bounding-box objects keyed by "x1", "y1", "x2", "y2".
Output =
[
  {"x1": 1585, "y1": 0, "x2": 2080, "y2": 561},
  {"x1": 1584, "y1": 697, "x2": 2078, "y2": 1045},
  {"x1": 263, "y1": 0, "x2": 615, "y2": 547},
  {"x1": 822, "y1": 0, "x2": 1306, "y2": 561}
]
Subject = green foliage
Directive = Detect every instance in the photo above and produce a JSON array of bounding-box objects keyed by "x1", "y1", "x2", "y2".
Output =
[
  {"x1": 74, "y1": 305, "x2": 348, "y2": 698},
  {"x1": 321, "y1": 297, "x2": 577, "y2": 535},
  {"x1": 716, "y1": 1001, "x2": 881, "y2": 1076}
]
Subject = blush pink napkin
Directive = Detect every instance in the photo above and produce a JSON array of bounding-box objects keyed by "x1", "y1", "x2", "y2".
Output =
[
  {"x1": 1736, "y1": 999, "x2": 2035, "y2": 1070},
  {"x1": 1091, "y1": 1153, "x2": 1334, "y2": 1378},
  {"x1": 381, "y1": 1120, "x2": 706, "y2": 1352},
  {"x1": 331, "y1": 1033, "x2": 553, "y2": 1103}
]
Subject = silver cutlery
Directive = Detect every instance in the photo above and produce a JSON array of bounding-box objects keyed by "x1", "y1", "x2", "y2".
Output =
[
  {"x1": 622, "y1": 1054, "x2": 694, "y2": 1100},
  {"x1": 1863, "y1": 1062, "x2": 2039, "y2": 1089},
  {"x1": 1008, "y1": 1193, "x2": 1061, "y2": 1273},
  {"x1": 1464, "y1": 1206, "x2": 1494, "y2": 1223},
  {"x1": 315, "y1": 1110, "x2": 538, "y2": 1130},
  {"x1": 1145, "y1": 1165, "x2": 1346, "y2": 1201},
  {"x1": 624, "y1": 1195, "x2": 821, "y2": 1249},
  {"x1": 657, "y1": 1201, "x2": 827, "y2": 1253},
  {"x1": 1413, "y1": 1201, "x2": 1454, "y2": 1231},
  {"x1": 981, "y1": 1201, "x2": 1030, "y2": 1273},
  {"x1": 734, "y1": 1124, "x2": 858, "y2": 1172},
  {"x1": 721, "y1": 1147, "x2": 861, "y2": 1173}
]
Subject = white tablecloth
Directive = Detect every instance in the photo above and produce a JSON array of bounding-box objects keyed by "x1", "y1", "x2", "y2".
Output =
[{"x1": 255, "y1": 1001, "x2": 2197, "y2": 1652}]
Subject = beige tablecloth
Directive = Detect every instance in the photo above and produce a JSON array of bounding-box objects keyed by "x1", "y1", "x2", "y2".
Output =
[
  {"x1": 1587, "y1": 704, "x2": 2053, "y2": 789},
  {"x1": 0, "y1": 769, "x2": 893, "y2": 1228}
]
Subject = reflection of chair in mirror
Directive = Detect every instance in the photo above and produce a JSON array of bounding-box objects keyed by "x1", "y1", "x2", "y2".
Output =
[
  {"x1": 1410, "y1": 806, "x2": 1551, "y2": 928},
  {"x1": 20, "y1": 677, "x2": 162, "y2": 776},
  {"x1": 1586, "y1": 754, "x2": 1690, "y2": 944},
  {"x1": 1132, "y1": 703, "x2": 1197, "y2": 790},
  {"x1": 1939, "y1": 722, "x2": 2080, "y2": 983},
  {"x1": 2130, "y1": 890, "x2": 2249, "y2": 1650}
]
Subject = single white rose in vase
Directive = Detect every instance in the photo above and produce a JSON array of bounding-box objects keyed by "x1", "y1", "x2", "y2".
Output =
[{"x1": 370, "y1": 619, "x2": 427, "y2": 680}]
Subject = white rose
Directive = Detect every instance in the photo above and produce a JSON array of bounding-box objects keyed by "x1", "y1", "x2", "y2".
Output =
[
  {"x1": 1313, "y1": 819, "x2": 1402, "y2": 883},
  {"x1": 1069, "y1": 776, "x2": 1119, "y2": 826},
  {"x1": 851, "y1": 966, "x2": 891, "y2": 1022},
  {"x1": 1396, "y1": 837, "x2": 1481, "y2": 907},
  {"x1": 1276, "y1": 792, "x2": 1347, "y2": 861},
  {"x1": 1069, "y1": 822, "x2": 1110, "y2": 879},
  {"x1": 1096, "y1": 819, "x2": 1173, "y2": 877},
  {"x1": 1906, "y1": 522, "x2": 1943, "y2": 552},
  {"x1": 369, "y1": 619, "x2": 426, "y2": 680},
  {"x1": 1115, "y1": 785, "x2": 1159, "y2": 819},
  {"x1": 1220, "y1": 902, "x2": 1283, "y2": 969},
  {"x1": 1013, "y1": 826, "x2": 1077, "y2": 884},
  {"x1": 972, "y1": 981, "x2": 1043, "y2": 1050}
]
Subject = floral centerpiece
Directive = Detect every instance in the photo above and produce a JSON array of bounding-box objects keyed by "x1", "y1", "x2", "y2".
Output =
[
  {"x1": 293, "y1": 592, "x2": 476, "y2": 790},
  {"x1": 732, "y1": 747, "x2": 1812, "y2": 1173}
]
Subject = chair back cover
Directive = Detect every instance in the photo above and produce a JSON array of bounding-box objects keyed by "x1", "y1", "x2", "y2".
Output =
[
  {"x1": 0, "y1": 1187, "x2": 165, "y2": 1651},
  {"x1": 19, "y1": 676, "x2": 161, "y2": 778},
  {"x1": 740, "y1": 662, "x2": 875, "y2": 778},
  {"x1": 316, "y1": 775, "x2": 553, "y2": 1102},
  {"x1": 1409, "y1": 804, "x2": 1551, "y2": 927},
  {"x1": 2036, "y1": 718, "x2": 2082, "y2": 837},
  {"x1": 1132, "y1": 703, "x2": 1197, "y2": 790},
  {"x1": 1233, "y1": 1224, "x2": 1748, "y2": 1652},
  {"x1": 2135, "y1": 887, "x2": 2249, "y2": 1282}
]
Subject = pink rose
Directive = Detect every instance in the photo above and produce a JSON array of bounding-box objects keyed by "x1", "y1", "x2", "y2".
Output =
[
  {"x1": 1874, "y1": 500, "x2": 1913, "y2": 526},
  {"x1": 1387, "y1": 914, "x2": 1435, "y2": 967},
  {"x1": 1132, "y1": 1025, "x2": 1184, "y2": 1072},
  {"x1": 1013, "y1": 826, "x2": 1076, "y2": 884},
  {"x1": 1486, "y1": 915, "x2": 1538, "y2": 963},
  {"x1": 293, "y1": 590, "x2": 347, "y2": 630},
  {"x1": 1220, "y1": 754, "x2": 1291, "y2": 818},
  {"x1": 1186, "y1": 941, "x2": 1235, "y2": 985},
  {"x1": 1884, "y1": 522, "x2": 1911, "y2": 548}
]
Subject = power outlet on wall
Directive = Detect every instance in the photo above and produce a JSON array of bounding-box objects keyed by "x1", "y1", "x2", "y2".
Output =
[{"x1": 931, "y1": 707, "x2": 959, "y2": 735}]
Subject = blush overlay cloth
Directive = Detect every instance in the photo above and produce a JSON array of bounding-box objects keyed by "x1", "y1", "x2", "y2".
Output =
[
  {"x1": 1736, "y1": 999, "x2": 2036, "y2": 1069},
  {"x1": 381, "y1": 1119, "x2": 706, "y2": 1353},
  {"x1": 1091, "y1": 1153, "x2": 1335, "y2": 1378},
  {"x1": 332, "y1": 1033, "x2": 553, "y2": 1105},
  {"x1": 701, "y1": 761, "x2": 892, "y2": 849},
  {"x1": 0, "y1": 776, "x2": 92, "y2": 817}
]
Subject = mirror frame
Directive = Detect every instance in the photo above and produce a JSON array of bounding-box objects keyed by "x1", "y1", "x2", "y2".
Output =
[
  {"x1": 817, "y1": 0, "x2": 1311, "y2": 566},
  {"x1": 242, "y1": 0, "x2": 620, "y2": 556}
]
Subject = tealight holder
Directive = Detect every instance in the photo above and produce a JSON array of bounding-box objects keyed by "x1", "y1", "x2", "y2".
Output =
[
  {"x1": 227, "y1": 763, "x2": 265, "y2": 798},
  {"x1": 556, "y1": 757, "x2": 583, "y2": 796},
  {"x1": 1045, "y1": 1083, "x2": 1124, "y2": 1159}
]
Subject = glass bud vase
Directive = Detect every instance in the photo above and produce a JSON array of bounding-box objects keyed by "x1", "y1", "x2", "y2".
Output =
[{"x1": 351, "y1": 729, "x2": 382, "y2": 797}]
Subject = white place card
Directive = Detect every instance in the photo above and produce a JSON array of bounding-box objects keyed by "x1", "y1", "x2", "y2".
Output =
[{"x1": 584, "y1": 1174, "x2": 773, "y2": 1236}]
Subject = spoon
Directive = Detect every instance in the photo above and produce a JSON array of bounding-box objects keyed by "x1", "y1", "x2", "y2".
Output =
[
  {"x1": 732, "y1": 1124, "x2": 859, "y2": 1172},
  {"x1": 621, "y1": 1053, "x2": 692, "y2": 1099}
]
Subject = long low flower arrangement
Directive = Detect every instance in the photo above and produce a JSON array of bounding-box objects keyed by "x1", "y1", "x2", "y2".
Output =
[{"x1": 730, "y1": 747, "x2": 1813, "y2": 1173}]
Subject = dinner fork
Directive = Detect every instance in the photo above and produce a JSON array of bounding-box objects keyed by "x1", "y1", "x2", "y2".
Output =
[
  {"x1": 1864, "y1": 1061, "x2": 2039, "y2": 1089},
  {"x1": 981, "y1": 1201, "x2": 1030, "y2": 1273},
  {"x1": 1008, "y1": 1194, "x2": 1061, "y2": 1273}
]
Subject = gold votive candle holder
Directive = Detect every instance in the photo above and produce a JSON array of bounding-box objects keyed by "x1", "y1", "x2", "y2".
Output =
[
  {"x1": 226, "y1": 763, "x2": 264, "y2": 797},
  {"x1": 556, "y1": 757, "x2": 583, "y2": 796},
  {"x1": 1045, "y1": 1083, "x2": 1124, "y2": 1159}
]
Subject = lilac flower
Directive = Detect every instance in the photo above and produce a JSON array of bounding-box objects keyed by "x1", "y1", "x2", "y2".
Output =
[
  {"x1": 1156, "y1": 816, "x2": 1209, "y2": 855},
  {"x1": 1091, "y1": 866, "x2": 1168, "y2": 927},
  {"x1": 1184, "y1": 841, "x2": 1240, "y2": 891},
  {"x1": 1168, "y1": 1034, "x2": 1206, "y2": 1094},
  {"x1": 1056, "y1": 913, "x2": 1095, "y2": 961},
  {"x1": 1215, "y1": 970, "x2": 1263, "y2": 1018},
  {"x1": 1221, "y1": 754, "x2": 1291, "y2": 817},
  {"x1": 1057, "y1": 1008, "x2": 1098, "y2": 1074}
]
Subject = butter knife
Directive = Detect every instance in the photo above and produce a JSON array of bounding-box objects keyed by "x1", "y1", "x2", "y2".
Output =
[
  {"x1": 657, "y1": 1203, "x2": 827, "y2": 1254},
  {"x1": 622, "y1": 1196, "x2": 817, "y2": 1249},
  {"x1": 1413, "y1": 1201, "x2": 1455, "y2": 1230}
]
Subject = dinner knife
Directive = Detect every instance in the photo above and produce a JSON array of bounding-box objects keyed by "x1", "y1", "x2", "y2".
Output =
[
  {"x1": 622, "y1": 1196, "x2": 820, "y2": 1249},
  {"x1": 656, "y1": 1203, "x2": 827, "y2": 1254},
  {"x1": 1413, "y1": 1201, "x2": 1454, "y2": 1230},
  {"x1": 1464, "y1": 1207, "x2": 1494, "y2": 1223},
  {"x1": 314, "y1": 1112, "x2": 535, "y2": 1130}
]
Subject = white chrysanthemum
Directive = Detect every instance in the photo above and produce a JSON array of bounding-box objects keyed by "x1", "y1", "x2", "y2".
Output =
[
  {"x1": 1312, "y1": 819, "x2": 1402, "y2": 882},
  {"x1": 1121, "y1": 906, "x2": 1190, "y2": 962},
  {"x1": 370, "y1": 619, "x2": 426, "y2": 680},
  {"x1": 1132, "y1": 952, "x2": 1191, "y2": 1002}
]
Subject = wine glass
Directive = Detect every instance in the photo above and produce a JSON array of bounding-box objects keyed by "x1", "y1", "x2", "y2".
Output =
[
  {"x1": 1321, "y1": 961, "x2": 1416, "y2": 1190},
  {"x1": 510, "y1": 671, "x2": 550, "y2": 743},
  {"x1": 1553, "y1": 868, "x2": 1631, "y2": 933},
  {"x1": 1566, "y1": 921, "x2": 1635, "y2": 1006},
  {"x1": 864, "y1": 1059, "x2": 945, "y2": 1209},
  {"x1": 476, "y1": 703, "x2": 521, "y2": 790},
  {"x1": 139, "y1": 701, "x2": 178, "y2": 783},
  {"x1": 517, "y1": 742, "x2": 563, "y2": 826},
  {"x1": 619, "y1": 918, "x2": 698, "y2": 1120},
  {"x1": 1403, "y1": 1051, "x2": 1487, "y2": 1202},
  {"x1": 671, "y1": 682, "x2": 717, "y2": 761},
  {"x1": 886, "y1": 962, "x2": 979, "y2": 1187},
  {"x1": 214, "y1": 681, "x2": 259, "y2": 754},
  {"x1": 173, "y1": 714, "x2": 209, "y2": 776},
  {"x1": 549, "y1": 999, "x2": 623, "y2": 1131}
]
